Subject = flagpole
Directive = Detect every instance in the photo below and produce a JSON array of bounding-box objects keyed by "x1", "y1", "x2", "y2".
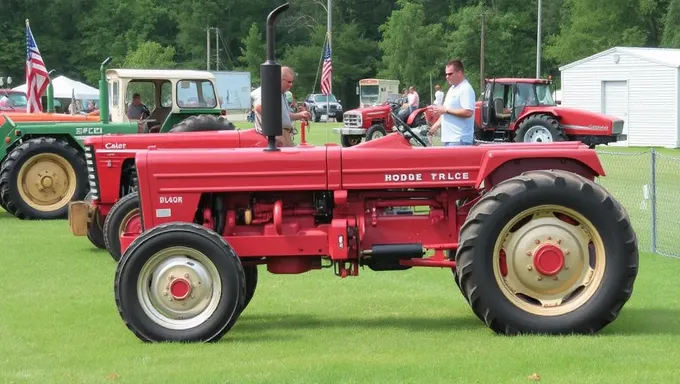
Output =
[{"x1": 326, "y1": 0, "x2": 331, "y2": 143}]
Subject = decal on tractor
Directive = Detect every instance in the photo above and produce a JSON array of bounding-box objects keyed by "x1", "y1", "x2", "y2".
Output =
[
  {"x1": 385, "y1": 173, "x2": 423, "y2": 182},
  {"x1": 160, "y1": 196, "x2": 183, "y2": 204},
  {"x1": 76, "y1": 127, "x2": 103, "y2": 135},
  {"x1": 431, "y1": 172, "x2": 470, "y2": 181},
  {"x1": 104, "y1": 143, "x2": 127, "y2": 149}
]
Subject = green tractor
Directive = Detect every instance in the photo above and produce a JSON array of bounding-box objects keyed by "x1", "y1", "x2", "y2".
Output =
[{"x1": 0, "y1": 57, "x2": 228, "y2": 220}]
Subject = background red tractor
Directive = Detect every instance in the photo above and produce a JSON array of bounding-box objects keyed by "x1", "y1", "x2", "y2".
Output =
[
  {"x1": 475, "y1": 78, "x2": 626, "y2": 148},
  {"x1": 335, "y1": 97, "x2": 438, "y2": 147}
]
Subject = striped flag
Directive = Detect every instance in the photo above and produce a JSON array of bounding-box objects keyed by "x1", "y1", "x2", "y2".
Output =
[
  {"x1": 25, "y1": 20, "x2": 49, "y2": 113},
  {"x1": 320, "y1": 42, "x2": 332, "y2": 95}
]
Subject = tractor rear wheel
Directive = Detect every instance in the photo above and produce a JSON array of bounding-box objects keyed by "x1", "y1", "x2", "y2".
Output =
[
  {"x1": 514, "y1": 114, "x2": 567, "y2": 143},
  {"x1": 455, "y1": 169, "x2": 638, "y2": 335},
  {"x1": 169, "y1": 115, "x2": 235, "y2": 132},
  {"x1": 115, "y1": 222, "x2": 246, "y2": 343},
  {"x1": 104, "y1": 191, "x2": 142, "y2": 262},
  {"x1": 0, "y1": 137, "x2": 88, "y2": 219},
  {"x1": 85, "y1": 192, "x2": 106, "y2": 249}
]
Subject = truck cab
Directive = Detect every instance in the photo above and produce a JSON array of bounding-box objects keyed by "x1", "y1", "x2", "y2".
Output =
[{"x1": 106, "y1": 69, "x2": 224, "y2": 133}]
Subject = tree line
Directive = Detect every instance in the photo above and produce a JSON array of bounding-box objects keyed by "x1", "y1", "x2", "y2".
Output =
[{"x1": 1, "y1": 0, "x2": 678, "y2": 108}]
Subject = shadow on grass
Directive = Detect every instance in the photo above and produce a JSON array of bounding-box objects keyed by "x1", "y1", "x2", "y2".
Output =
[
  {"x1": 603, "y1": 307, "x2": 680, "y2": 336},
  {"x1": 234, "y1": 313, "x2": 484, "y2": 334}
]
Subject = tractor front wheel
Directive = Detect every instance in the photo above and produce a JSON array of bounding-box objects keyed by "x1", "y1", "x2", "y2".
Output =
[
  {"x1": 514, "y1": 115, "x2": 567, "y2": 143},
  {"x1": 340, "y1": 135, "x2": 363, "y2": 147},
  {"x1": 455, "y1": 169, "x2": 638, "y2": 335},
  {"x1": 365, "y1": 124, "x2": 387, "y2": 142},
  {"x1": 115, "y1": 222, "x2": 246, "y2": 343},
  {"x1": 85, "y1": 192, "x2": 106, "y2": 249},
  {"x1": 0, "y1": 137, "x2": 87, "y2": 220},
  {"x1": 104, "y1": 192, "x2": 142, "y2": 262}
]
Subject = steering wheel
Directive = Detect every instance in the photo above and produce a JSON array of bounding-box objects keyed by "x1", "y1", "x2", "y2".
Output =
[
  {"x1": 390, "y1": 110, "x2": 429, "y2": 147},
  {"x1": 140, "y1": 104, "x2": 151, "y2": 120}
]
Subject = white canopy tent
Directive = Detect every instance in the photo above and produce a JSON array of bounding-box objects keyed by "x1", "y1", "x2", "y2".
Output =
[{"x1": 12, "y1": 75, "x2": 99, "y2": 100}]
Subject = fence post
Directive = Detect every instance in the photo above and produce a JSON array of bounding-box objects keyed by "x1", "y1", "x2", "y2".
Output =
[{"x1": 650, "y1": 148, "x2": 657, "y2": 253}]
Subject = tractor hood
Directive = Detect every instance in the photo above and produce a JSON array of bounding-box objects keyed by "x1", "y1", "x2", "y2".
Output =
[
  {"x1": 347, "y1": 104, "x2": 391, "y2": 117},
  {"x1": 531, "y1": 106, "x2": 625, "y2": 135}
]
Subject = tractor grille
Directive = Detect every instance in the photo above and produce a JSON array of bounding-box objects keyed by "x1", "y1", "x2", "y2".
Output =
[
  {"x1": 84, "y1": 145, "x2": 100, "y2": 200},
  {"x1": 344, "y1": 112, "x2": 362, "y2": 128}
]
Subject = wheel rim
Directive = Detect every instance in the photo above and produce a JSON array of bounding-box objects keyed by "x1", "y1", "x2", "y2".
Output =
[
  {"x1": 524, "y1": 126, "x2": 553, "y2": 142},
  {"x1": 348, "y1": 137, "x2": 361, "y2": 145},
  {"x1": 492, "y1": 205, "x2": 605, "y2": 316},
  {"x1": 119, "y1": 208, "x2": 142, "y2": 236},
  {"x1": 17, "y1": 153, "x2": 77, "y2": 212},
  {"x1": 137, "y1": 246, "x2": 222, "y2": 330},
  {"x1": 371, "y1": 131, "x2": 384, "y2": 139}
]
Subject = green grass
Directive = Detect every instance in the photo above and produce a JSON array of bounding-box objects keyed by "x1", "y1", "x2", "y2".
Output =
[
  {"x1": 1, "y1": 123, "x2": 680, "y2": 383},
  {"x1": 1, "y1": 210, "x2": 680, "y2": 383}
]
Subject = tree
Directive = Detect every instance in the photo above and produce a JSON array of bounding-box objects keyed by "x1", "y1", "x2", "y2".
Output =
[
  {"x1": 123, "y1": 41, "x2": 176, "y2": 69},
  {"x1": 661, "y1": 0, "x2": 680, "y2": 47},
  {"x1": 238, "y1": 23, "x2": 267, "y2": 83},
  {"x1": 377, "y1": 0, "x2": 447, "y2": 99}
]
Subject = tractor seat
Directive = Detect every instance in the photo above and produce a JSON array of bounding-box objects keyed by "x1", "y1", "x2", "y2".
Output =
[{"x1": 494, "y1": 98, "x2": 511, "y2": 119}]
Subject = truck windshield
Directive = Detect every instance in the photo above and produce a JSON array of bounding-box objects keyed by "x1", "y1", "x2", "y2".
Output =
[
  {"x1": 360, "y1": 85, "x2": 379, "y2": 105},
  {"x1": 313, "y1": 94, "x2": 337, "y2": 102}
]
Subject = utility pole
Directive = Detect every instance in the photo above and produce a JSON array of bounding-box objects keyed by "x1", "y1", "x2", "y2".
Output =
[
  {"x1": 536, "y1": 0, "x2": 542, "y2": 78},
  {"x1": 480, "y1": 12, "x2": 486, "y2": 93},
  {"x1": 215, "y1": 27, "x2": 220, "y2": 70},
  {"x1": 207, "y1": 27, "x2": 211, "y2": 71}
]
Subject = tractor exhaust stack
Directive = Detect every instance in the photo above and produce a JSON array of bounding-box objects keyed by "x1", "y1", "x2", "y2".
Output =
[{"x1": 260, "y1": 2, "x2": 289, "y2": 152}]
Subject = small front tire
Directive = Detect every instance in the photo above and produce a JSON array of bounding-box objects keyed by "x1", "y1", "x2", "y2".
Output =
[{"x1": 115, "y1": 222, "x2": 246, "y2": 343}]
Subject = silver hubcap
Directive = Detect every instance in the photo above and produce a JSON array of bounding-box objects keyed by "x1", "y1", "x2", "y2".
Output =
[
  {"x1": 137, "y1": 246, "x2": 222, "y2": 330},
  {"x1": 524, "y1": 126, "x2": 553, "y2": 142},
  {"x1": 372, "y1": 131, "x2": 384, "y2": 139}
]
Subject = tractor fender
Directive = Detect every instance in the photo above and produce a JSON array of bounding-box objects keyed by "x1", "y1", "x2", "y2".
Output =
[
  {"x1": 475, "y1": 148, "x2": 606, "y2": 188},
  {"x1": 515, "y1": 109, "x2": 561, "y2": 126}
]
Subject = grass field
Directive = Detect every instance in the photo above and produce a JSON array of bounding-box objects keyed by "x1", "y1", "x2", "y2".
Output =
[{"x1": 1, "y1": 123, "x2": 680, "y2": 383}]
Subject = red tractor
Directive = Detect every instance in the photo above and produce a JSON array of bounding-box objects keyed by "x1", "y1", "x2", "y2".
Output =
[
  {"x1": 334, "y1": 97, "x2": 438, "y2": 147},
  {"x1": 68, "y1": 115, "x2": 271, "y2": 261},
  {"x1": 475, "y1": 78, "x2": 626, "y2": 147},
  {"x1": 111, "y1": 4, "x2": 638, "y2": 343}
]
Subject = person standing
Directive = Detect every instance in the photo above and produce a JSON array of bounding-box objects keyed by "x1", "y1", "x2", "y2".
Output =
[
  {"x1": 428, "y1": 59, "x2": 476, "y2": 146},
  {"x1": 433, "y1": 84, "x2": 444, "y2": 105},
  {"x1": 251, "y1": 66, "x2": 311, "y2": 146}
]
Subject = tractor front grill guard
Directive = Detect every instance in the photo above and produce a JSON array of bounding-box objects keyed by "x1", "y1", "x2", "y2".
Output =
[{"x1": 84, "y1": 145, "x2": 100, "y2": 200}]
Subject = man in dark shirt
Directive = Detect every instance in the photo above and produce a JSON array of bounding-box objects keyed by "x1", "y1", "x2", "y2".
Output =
[{"x1": 127, "y1": 93, "x2": 147, "y2": 120}]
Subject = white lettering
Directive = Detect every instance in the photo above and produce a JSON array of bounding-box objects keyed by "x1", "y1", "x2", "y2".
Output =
[
  {"x1": 160, "y1": 196, "x2": 183, "y2": 204},
  {"x1": 430, "y1": 172, "x2": 470, "y2": 181},
  {"x1": 76, "y1": 127, "x2": 103, "y2": 135},
  {"x1": 105, "y1": 142, "x2": 127, "y2": 149},
  {"x1": 385, "y1": 173, "x2": 423, "y2": 182}
]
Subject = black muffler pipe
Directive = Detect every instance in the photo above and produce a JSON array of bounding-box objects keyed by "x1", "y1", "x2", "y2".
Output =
[
  {"x1": 260, "y1": 2, "x2": 290, "y2": 152},
  {"x1": 361, "y1": 243, "x2": 424, "y2": 271}
]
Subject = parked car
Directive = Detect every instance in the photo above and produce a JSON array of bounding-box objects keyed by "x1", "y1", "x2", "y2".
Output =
[{"x1": 304, "y1": 93, "x2": 343, "y2": 122}]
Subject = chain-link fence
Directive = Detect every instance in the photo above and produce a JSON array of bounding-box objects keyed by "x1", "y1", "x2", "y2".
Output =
[{"x1": 596, "y1": 149, "x2": 680, "y2": 259}]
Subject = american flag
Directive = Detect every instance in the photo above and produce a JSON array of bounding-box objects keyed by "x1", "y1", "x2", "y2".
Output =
[
  {"x1": 320, "y1": 42, "x2": 332, "y2": 95},
  {"x1": 25, "y1": 20, "x2": 49, "y2": 113}
]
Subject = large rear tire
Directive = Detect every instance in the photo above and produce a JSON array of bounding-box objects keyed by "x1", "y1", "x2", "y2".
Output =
[
  {"x1": 455, "y1": 169, "x2": 638, "y2": 335},
  {"x1": 169, "y1": 115, "x2": 235, "y2": 132},
  {"x1": 242, "y1": 265, "x2": 258, "y2": 312},
  {"x1": 115, "y1": 222, "x2": 246, "y2": 343},
  {"x1": 104, "y1": 192, "x2": 142, "y2": 262},
  {"x1": 0, "y1": 137, "x2": 88, "y2": 219}
]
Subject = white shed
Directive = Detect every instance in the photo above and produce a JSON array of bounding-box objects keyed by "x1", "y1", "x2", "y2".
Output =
[{"x1": 558, "y1": 46, "x2": 680, "y2": 148}]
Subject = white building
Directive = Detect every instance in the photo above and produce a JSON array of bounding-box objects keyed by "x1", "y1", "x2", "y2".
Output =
[{"x1": 558, "y1": 46, "x2": 680, "y2": 148}]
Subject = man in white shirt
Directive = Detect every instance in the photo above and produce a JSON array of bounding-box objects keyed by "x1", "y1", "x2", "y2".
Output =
[
  {"x1": 433, "y1": 84, "x2": 444, "y2": 105},
  {"x1": 398, "y1": 86, "x2": 419, "y2": 121},
  {"x1": 428, "y1": 59, "x2": 476, "y2": 146},
  {"x1": 251, "y1": 66, "x2": 311, "y2": 146}
]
